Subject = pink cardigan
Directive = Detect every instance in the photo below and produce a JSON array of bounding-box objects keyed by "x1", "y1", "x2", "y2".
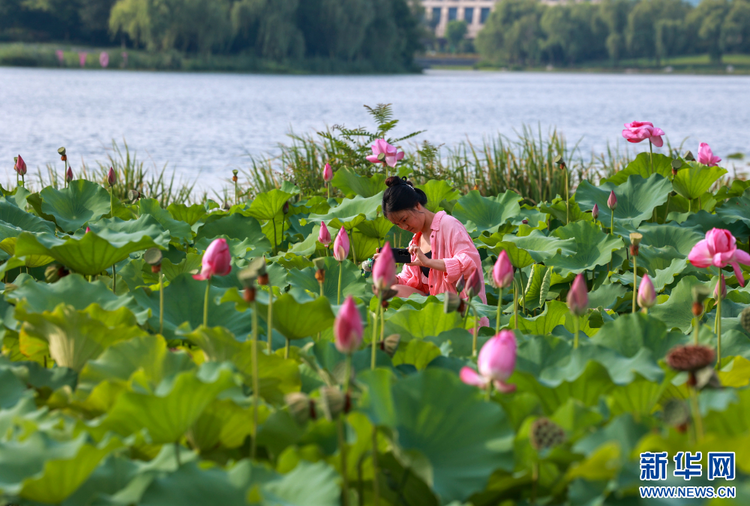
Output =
[{"x1": 396, "y1": 211, "x2": 490, "y2": 328}]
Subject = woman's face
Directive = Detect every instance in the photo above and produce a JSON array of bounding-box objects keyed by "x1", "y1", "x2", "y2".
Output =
[{"x1": 387, "y1": 204, "x2": 425, "y2": 234}]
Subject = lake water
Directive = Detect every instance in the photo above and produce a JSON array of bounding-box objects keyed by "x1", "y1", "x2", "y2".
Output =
[{"x1": 2, "y1": 67, "x2": 749, "y2": 190}]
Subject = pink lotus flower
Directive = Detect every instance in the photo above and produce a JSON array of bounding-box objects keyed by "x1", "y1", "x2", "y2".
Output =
[
  {"x1": 323, "y1": 163, "x2": 333, "y2": 182},
  {"x1": 366, "y1": 139, "x2": 404, "y2": 168},
  {"x1": 714, "y1": 273, "x2": 726, "y2": 300},
  {"x1": 334, "y1": 296, "x2": 363, "y2": 354},
  {"x1": 318, "y1": 222, "x2": 331, "y2": 247},
  {"x1": 567, "y1": 274, "x2": 588, "y2": 316},
  {"x1": 333, "y1": 227, "x2": 350, "y2": 262},
  {"x1": 15, "y1": 155, "x2": 27, "y2": 176},
  {"x1": 107, "y1": 167, "x2": 116, "y2": 187},
  {"x1": 592, "y1": 204, "x2": 599, "y2": 220},
  {"x1": 56, "y1": 49, "x2": 64, "y2": 64},
  {"x1": 66, "y1": 167, "x2": 73, "y2": 182},
  {"x1": 79, "y1": 52, "x2": 87, "y2": 68},
  {"x1": 622, "y1": 121, "x2": 665, "y2": 148},
  {"x1": 607, "y1": 191, "x2": 617, "y2": 210},
  {"x1": 460, "y1": 330, "x2": 516, "y2": 393},
  {"x1": 697, "y1": 143, "x2": 721, "y2": 167},
  {"x1": 193, "y1": 238, "x2": 232, "y2": 281},
  {"x1": 689, "y1": 228, "x2": 750, "y2": 286},
  {"x1": 637, "y1": 274, "x2": 656, "y2": 309},
  {"x1": 85, "y1": 227, "x2": 91, "y2": 234},
  {"x1": 99, "y1": 51, "x2": 109, "y2": 68},
  {"x1": 373, "y1": 241, "x2": 396, "y2": 292},
  {"x1": 493, "y1": 250, "x2": 514, "y2": 289}
]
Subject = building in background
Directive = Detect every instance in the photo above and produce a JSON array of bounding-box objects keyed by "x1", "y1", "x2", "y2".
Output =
[{"x1": 423, "y1": 0, "x2": 600, "y2": 39}]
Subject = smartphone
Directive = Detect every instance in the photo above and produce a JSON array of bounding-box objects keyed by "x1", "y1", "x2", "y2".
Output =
[{"x1": 378, "y1": 247, "x2": 411, "y2": 264}]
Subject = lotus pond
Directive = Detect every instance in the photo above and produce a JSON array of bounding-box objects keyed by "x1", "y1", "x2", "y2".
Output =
[{"x1": 1, "y1": 134, "x2": 750, "y2": 506}]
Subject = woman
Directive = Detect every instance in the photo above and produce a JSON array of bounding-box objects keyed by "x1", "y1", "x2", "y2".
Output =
[{"x1": 377, "y1": 176, "x2": 490, "y2": 327}]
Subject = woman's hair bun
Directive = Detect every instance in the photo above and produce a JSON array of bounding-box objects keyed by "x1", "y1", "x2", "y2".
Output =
[{"x1": 385, "y1": 176, "x2": 413, "y2": 188}]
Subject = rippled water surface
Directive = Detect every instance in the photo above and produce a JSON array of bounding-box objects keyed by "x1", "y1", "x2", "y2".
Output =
[{"x1": 2, "y1": 67, "x2": 749, "y2": 189}]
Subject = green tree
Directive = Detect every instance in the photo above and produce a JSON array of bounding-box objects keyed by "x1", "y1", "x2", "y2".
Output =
[
  {"x1": 446, "y1": 20, "x2": 468, "y2": 53},
  {"x1": 541, "y1": 2, "x2": 607, "y2": 65},
  {"x1": 655, "y1": 18, "x2": 686, "y2": 63},
  {"x1": 722, "y1": 0, "x2": 750, "y2": 53},
  {"x1": 230, "y1": 0, "x2": 304, "y2": 61},
  {"x1": 626, "y1": 0, "x2": 689, "y2": 64},
  {"x1": 476, "y1": 0, "x2": 543, "y2": 65},
  {"x1": 600, "y1": 0, "x2": 631, "y2": 65},
  {"x1": 688, "y1": 0, "x2": 730, "y2": 63}
]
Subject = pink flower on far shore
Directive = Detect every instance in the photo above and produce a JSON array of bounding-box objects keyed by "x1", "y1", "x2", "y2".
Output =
[
  {"x1": 334, "y1": 296, "x2": 363, "y2": 354},
  {"x1": 373, "y1": 241, "x2": 397, "y2": 292},
  {"x1": 193, "y1": 238, "x2": 232, "y2": 281},
  {"x1": 366, "y1": 139, "x2": 404, "y2": 168},
  {"x1": 318, "y1": 222, "x2": 331, "y2": 247},
  {"x1": 622, "y1": 121, "x2": 665, "y2": 148},
  {"x1": 697, "y1": 143, "x2": 721, "y2": 167},
  {"x1": 79, "y1": 52, "x2": 87, "y2": 68},
  {"x1": 333, "y1": 227, "x2": 350, "y2": 262},
  {"x1": 688, "y1": 228, "x2": 750, "y2": 286},
  {"x1": 460, "y1": 330, "x2": 517, "y2": 393}
]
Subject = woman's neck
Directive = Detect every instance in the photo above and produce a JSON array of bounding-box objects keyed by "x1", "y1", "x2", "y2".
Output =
[{"x1": 420, "y1": 209, "x2": 436, "y2": 236}]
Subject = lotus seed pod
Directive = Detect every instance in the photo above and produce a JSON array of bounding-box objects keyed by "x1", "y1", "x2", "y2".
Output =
[
  {"x1": 692, "y1": 285, "x2": 710, "y2": 304},
  {"x1": 313, "y1": 257, "x2": 326, "y2": 271},
  {"x1": 662, "y1": 398, "x2": 690, "y2": 427},
  {"x1": 285, "y1": 392, "x2": 315, "y2": 425},
  {"x1": 144, "y1": 247, "x2": 163, "y2": 266},
  {"x1": 684, "y1": 150, "x2": 695, "y2": 161},
  {"x1": 319, "y1": 386, "x2": 345, "y2": 420},
  {"x1": 741, "y1": 307, "x2": 750, "y2": 333},
  {"x1": 666, "y1": 345, "x2": 715, "y2": 373},
  {"x1": 630, "y1": 232, "x2": 642, "y2": 247},
  {"x1": 692, "y1": 301, "x2": 703, "y2": 316},
  {"x1": 529, "y1": 418, "x2": 565, "y2": 451},
  {"x1": 58, "y1": 147, "x2": 66, "y2": 156},
  {"x1": 695, "y1": 366, "x2": 722, "y2": 390},
  {"x1": 380, "y1": 334, "x2": 401, "y2": 357},
  {"x1": 257, "y1": 273, "x2": 269, "y2": 286},
  {"x1": 243, "y1": 286, "x2": 256, "y2": 303},
  {"x1": 315, "y1": 269, "x2": 325, "y2": 283}
]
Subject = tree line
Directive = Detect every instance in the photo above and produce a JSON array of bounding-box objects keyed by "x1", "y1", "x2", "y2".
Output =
[
  {"x1": 0, "y1": 0, "x2": 423, "y2": 72},
  {"x1": 475, "y1": 0, "x2": 750, "y2": 66}
]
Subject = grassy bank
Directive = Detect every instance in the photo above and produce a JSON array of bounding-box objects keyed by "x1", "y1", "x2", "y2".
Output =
[{"x1": 0, "y1": 43, "x2": 420, "y2": 74}]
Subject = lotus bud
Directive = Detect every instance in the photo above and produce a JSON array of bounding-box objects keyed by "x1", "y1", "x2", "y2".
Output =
[
  {"x1": 379, "y1": 334, "x2": 401, "y2": 357},
  {"x1": 66, "y1": 167, "x2": 73, "y2": 183},
  {"x1": 14, "y1": 154, "x2": 27, "y2": 176},
  {"x1": 323, "y1": 163, "x2": 333, "y2": 183},
  {"x1": 695, "y1": 367, "x2": 722, "y2": 390},
  {"x1": 692, "y1": 285, "x2": 710, "y2": 304},
  {"x1": 444, "y1": 292, "x2": 462, "y2": 313},
  {"x1": 85, "y1": 227, "x2": 91, "y2": 233},
  {"x1": 318, "y1": 222, "x2": 332, "y2": 247},
  {"x1": 319, "y1": 386, "x2": 345, "y2": 420},
  {"x1": 629, "y1": 232, "x2": 643, "y2": 256},
  {"x1": 592, "y1": 204, "x2": 599, "y2": 220},
  {"x1": 285, "y1": 392, "x2": 316, "y2": 425},
  {"x1": 492, "y1": 250, "x2": 514, "y2": 289},
  {"x1": 567, "y1": 273, "x2": 588, "y2": 316},
  {"x1": 522, "y1": 219, "x2": 528, "y2": 225},
  {"x1": 465, "y1": 268, "x2": 482, "y2": 298},
  {"x1": 458, "y1": 298, "x2": 467, "y2": 317},
  {"x1": 637, "y1": 274, "x2": 656, "y2": 309},
  {"x1": 334, "y1": 296, "x2": 363, "y2": 354},
  {"x1": 456, "y1": 274, "x2": 466, "y2": 293},
  {"x1": 283, "y1": 201, "x2": 290, "y2": 215},
  {"x1": 741, "y1": 307, "x2": 750, "y2": 333},
  {"x1": 232, "y1": 169, "x2": 238, "y2": 183},
  {"x1": 607, "y1": 191, "x2": 617, "y2": 210},
  {"x1": 714, "y1": 274, "x2": 726, "y2": 300},
  {"x1": 333, "y1": 227, "x2": 350, "y2": 262},
  {"x1": 192, "y1": 238, "x2": 232, "y2": 281},
  {"x1": 373, "y1": 241, "x2": 397, "y2": 293},
  {"x1": 662, "y1": 398, "x2": 690, "y2": 428},
  {"x1": 107, "y1": 167, "x2": 116, "y2": 187},
  {"x1": 530, "y1": 418, "x2": 565, "y2": 451}
]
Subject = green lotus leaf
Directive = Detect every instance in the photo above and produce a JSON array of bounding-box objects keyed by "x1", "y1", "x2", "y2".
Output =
[
  {"x1": 502, "y1": 230, "x2": 577, "y2": 264},
  {"x1": 258, "y1": 293, "x2": 335, "y2": 341},
  {"x1": 187, "y1": 399, "x2": 254, "y2": 451},
  {"x1": 19, "y1": 436, "x2": 122, "y2": 504},
  {"x1": 649, "y1": 276, "x2": 704, "y2": 332},
  {"x1": 515, "y1": 300, "x2": 568, "y2": 336},
  {"x1": 14, "y1": 215, "x2": 170, "y2": 276},
  {"x1": 60, "y1": 454, "x2": 139, "y2": 506},
  {"x1": 246, "y1": 189, "x2": 296, "y2": 222},
  {"x1": 672, "y1": 162, "x2": 727, "y2": 201},
  {"x1": 484, "y1": 240, "x2": 534, "y2": 268},
  {"x1": 332, "y1": 167, "x2": 385, "y2": 198},
  {"x1": 355, "y1": 216, "x2": 393, "y2": 240},
  {"x1": 417, "y1": 180, "x2": 461, "y2": 213},
  {"x1": 604, "y1": 152, "x2": 673, "y2": 185},
  {"x1": 0, "y1": 237, "x2": 55, "y2": 267},
  {"x1": 287, "y1": 223, "x2": 325, "y2": 257},
  {"x1": 573, "y1": 413, "x2": 650, "y2": 459},
  {"x1": 161, "y1": 253, "x2": 203, "y2": 281},
  {"x1": 137, "y1": 460, "x2": 248, "y2": 506},
  {"x1": 35, "y1": 179, "x2": 112, "y2": 232},
  {"x1": 587, "y1": 282, "x2": 627, "y2": 310},
  {"x1": 590, "y1": 313, "x2": 684, "y2": 359},
  {"x1": 260, "y1": 460, "x2": 341, "y2": 506},
  {"x1": 716, "y1": 190, "x2": 750, "y2": 227},
  {"x1": 392, "y1": 340, "x2": 442, "y2": 370},
  {"x1": 132, "y1": 273, "x2": 254, "y2": 339},
  {"x1": 678, "y1": 209, "x2": 750, "y2": 239},
  {"x1": 307, "y1": 192, "x2": 384, "y2": 225},
  {"x1": 16, "y1": 302, "x2": 148, "y2": 371},
  {"x1": 358, "y1": 369, "x2": 514, "y2": 504},
  {"x1": 195, "y1": 212, "x2": 271, "y2": 254},
  {"x1": 452, "y1": 190, "x2": 522, "y2": 234},
  {"x1": 576, "y1": 174, "x2": 672, "y2": 228},
  {"x1": 139, "y1": 198, "x2": 193, "y2": 242},
  {"x1": 350, "y1": 228, "x2": 380, "y2": 263},
  {"x1": 384, "y1": 302, "x2": 472, "y2": 342},
  {"x1": 611, "y1": 256, "x2": 688, "y2": 293},
  {"x1": 286, "y1": 256, "x2": 369, "y2": 302},
  {"x1": 1, "y1": 185, "x2": 32, "y2": 209},
  {"x1": 0, "y1": 198, "x2": 55, "y2": 235},
  {"x1": 182, "y1": 326, "x2": 244, "y2": 362},
  {"x1": 538, "y1": 196, "x2": 590, "y2": 226},
  {"x1": 5, "y1": 273, "x2": 149, "y2": 324},
  {"x1": 167, "y1": 202, "x2": 207, "y2": 226},
  {"x1": 98, "y1": 362, "x2": 238, "y2": 444},
  {"x1": 0, "y1": 365, "x2": 29, "y2": 409},
  {"x1": 546, "y1": 220, "x2": 624, "y2": 275},
  {"x1": 606, "y1": 377, "x2": 670, "y2": 418}
]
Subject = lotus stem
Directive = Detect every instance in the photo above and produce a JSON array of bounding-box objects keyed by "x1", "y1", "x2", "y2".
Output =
[
  {"x1": 175, "y1": 441, "x2": 181, "y2": 467},
  {"x1": 284, "y1": 338, "x2": 290, "y2": 359},
  {"x1": 513, "y1": 280, "x2": 519, "y2": 330},
  {"x1": 337, "y1": 261, "x2": 343, "y2": 305},
  {"x1": 693, "y1": 315, "x2": 700, "y2": 345},
  {"x1": 112, "y1": 263, "x2": 117, "y2": 293},
  {"x1": 344, "y1": 353, "x2": 352, "y2": 393},
  {"x1": 202, "y1": 278, "x2": 210, "y2": 327},
  {"x1": 380, "y1": 302, "x2": 385, "y2": 342},
  {"x1": 319, "y1": 279, "x2": 324, "y2": 297},
  {"x1": 267, "y1": 283, "x2": 274, "y2": 353},
  {"x1": 610, "y1": 212, "x2": 614, "y2": 236},
  {"x1": 564, "y1": 169, "x2": 569, "y2": 224},
  {"x1": 159, "y1": 271, "x2": 164, "y2": 335},
  {"x1": 716, "y1": 282, "x2": 722, "y2": 369},
  {"x1": 649, "y1": 140, "x2": 654, "y2": 176},
  {"x1": 573, "y1": 314, "x2": 580, "y2": 349},
  {"x1": 495, "y1": 287, "x2": 503, "y2": 333},
  {"x1": 251, "y1": 300, "x2": 259, "y2": 460},
  {"x1": 485, "y1": 380, "x2": 493, "y2": 402},
  {"x1": 531, "y1": 462, "x2": 539, "y2": 505},
  {"x1": 371, "y1": 298, "x2": 381, "y2": 370},
  {"x1": 338, "y1": 416, "x2": 350, "y2": 506},
  {"x1": 327, "y1": 183, "x2": 330, "y2": 200},
  {"x1": 632, "y1": 256, "x2": 637, "y2": 313},
  {"x1": 350, "y1": 232, "x2": 357, "y2": 265},
  {"x1": 372, "y1": 426, "x2": 380, "y2": 506},
  {"x1": 472, "y1": 304, "x2": 479, "y2": 358},
  {"x1": 272, "y1": 217, "x2": 277, "y2": 256},
  {"x1": 689, "y1": 381, "x2": 704, "y2": 442}
]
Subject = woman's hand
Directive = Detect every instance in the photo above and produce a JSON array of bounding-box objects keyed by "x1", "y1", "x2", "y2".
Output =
[{"x1": 407, "y1": 244, "x2": 430, "y2": 267}]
